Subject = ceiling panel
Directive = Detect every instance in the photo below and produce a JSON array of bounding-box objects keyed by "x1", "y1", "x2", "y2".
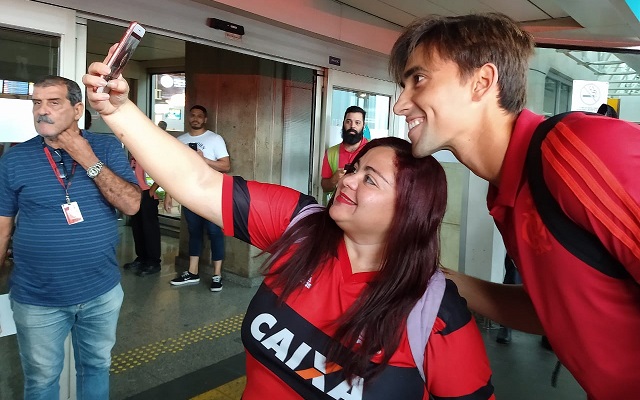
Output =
[
  {"x1": 338, "y1": 0, "x2": 640, "y2": 50},
  {"x1": 479, "y1": 0, "x2": 552, "y2": 20},
  {"x1": 425, "y1": 0, "x2": 495, "y2": 15},
  {"x1": 377, "y1": 0, "x2": 454, "y2": 16},
  {"x1": 336, "y1": 0, "x2": 640, "y2": 89},
  {"x1": 336, "y1": 0, "x2": 418, "y2": 25},
  {"x1": 557, "y1": 0, "x2": 628, "y2": 27},
  {"x1": 527, "y1": 0, "x2": 570, "y2": 18}
]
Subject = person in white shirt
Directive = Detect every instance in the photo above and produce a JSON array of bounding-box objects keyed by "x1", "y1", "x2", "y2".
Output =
[{"x1": 164, "y1": 105, "x2": 231, "y2": 292}]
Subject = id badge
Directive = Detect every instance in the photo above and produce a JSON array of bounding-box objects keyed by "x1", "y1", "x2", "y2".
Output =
[{"x1": 62, "y1": 201, "x2": 84, "y2": 225}]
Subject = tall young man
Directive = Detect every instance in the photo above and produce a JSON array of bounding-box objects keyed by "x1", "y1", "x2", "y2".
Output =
[
  {"x1": 390, "y1": 13, "x2": 640, "y2": 399},
  {"x1": 164, "y1": 105, "x2": 231, "y2": 291}
]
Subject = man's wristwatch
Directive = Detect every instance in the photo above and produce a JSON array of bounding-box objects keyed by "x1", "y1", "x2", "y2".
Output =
[{"x1": 86, "y1": 161, "x2": 104, "y2": 179}]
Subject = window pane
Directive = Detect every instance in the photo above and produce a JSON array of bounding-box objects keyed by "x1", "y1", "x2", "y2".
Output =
[
  {"x1": 151, "y1": 73, "x2": 185, "y2": 132},
  {"x1": 0, "y1": 27, "x2": 59, "y2": 145},
  {"x1": 0, "y1": 26, "x2": 59, "y2": 91},
  {"x1": 150, "y1": 72, "x2": 186, "y2": 218},
  {"x1": 330, "y1": 88, "x2": 390, "y2": 146},
  {"x1": 558, "y1": 83, "x2": 571, "y2": 113},
  {"x1": 542, "y1": 78, "x2": 557, "y2": 117}
]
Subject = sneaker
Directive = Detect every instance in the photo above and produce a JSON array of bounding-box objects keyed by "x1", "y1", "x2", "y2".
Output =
[
  {"x1": 170, "y1": 271, "x2": 200, "y2": 286},
  {"x1": 123, "y1": 259, "x2": 143, "y2": 271},
  {"x1": 210, "y1": 275, "x2": 223, "y2": 292},
  {"x1": 136, "y1": 264, "x2": 161, "y2": 277}
]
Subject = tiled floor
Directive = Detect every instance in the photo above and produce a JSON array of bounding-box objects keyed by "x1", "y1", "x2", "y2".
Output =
[{"x1": 0, "y1": 227, "x2": 586, "y2": 399}]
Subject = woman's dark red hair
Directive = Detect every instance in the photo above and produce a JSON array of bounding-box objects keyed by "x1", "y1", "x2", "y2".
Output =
[{"x1": 262, "y1": 137, "x2": 448, "y2": 382}]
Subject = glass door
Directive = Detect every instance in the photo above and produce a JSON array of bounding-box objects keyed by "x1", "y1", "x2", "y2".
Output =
[{"x1": 313, "y1": 70, "x2": 398, "y2": 199}]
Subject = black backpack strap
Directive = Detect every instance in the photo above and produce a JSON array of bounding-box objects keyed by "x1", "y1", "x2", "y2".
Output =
[{"x1": 525, "y1": 112, "x2": 631, "y2": 279}]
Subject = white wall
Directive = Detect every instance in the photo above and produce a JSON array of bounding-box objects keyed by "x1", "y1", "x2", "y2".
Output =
[{"x1": 616, "y1": 96, "x2": 640, "y2": 122}]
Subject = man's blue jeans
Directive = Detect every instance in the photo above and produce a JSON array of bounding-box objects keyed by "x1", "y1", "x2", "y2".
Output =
[
  {"x1": 11, "y1": 284, "x2": 124, "y2": 400},
  {"x1": 184, "y1": 206, "x2": 225, "y2": 261}
]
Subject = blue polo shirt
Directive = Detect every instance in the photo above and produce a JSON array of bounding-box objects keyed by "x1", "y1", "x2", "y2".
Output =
[{"x1": 0, "y1": 131, "x2": 137, "y2": 306}]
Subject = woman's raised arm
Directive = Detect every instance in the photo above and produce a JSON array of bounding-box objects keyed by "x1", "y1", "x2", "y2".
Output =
[{"x1": 83, "y1": 58, "x2": 224, "y2": 227}]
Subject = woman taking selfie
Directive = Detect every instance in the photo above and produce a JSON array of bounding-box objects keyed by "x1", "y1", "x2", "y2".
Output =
[{"x1": 83, "y1": 59, "x2": 494, "y2": 400}]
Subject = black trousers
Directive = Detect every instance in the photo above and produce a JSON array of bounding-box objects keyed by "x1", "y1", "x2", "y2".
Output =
[
  {"x1": 130, "y1": 189, "x2": 161, "y2": 266},
  {"x1": 498, "y1": 256, "x2": 522, "y2": 334},
  {"x1": 503, "y1": 255, "x2": 521, "y2": 285}
]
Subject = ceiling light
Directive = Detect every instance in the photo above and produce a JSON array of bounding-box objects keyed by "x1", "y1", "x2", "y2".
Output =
[{"x1": 160, "y1": 74, "x2": 174, "y2": 88}]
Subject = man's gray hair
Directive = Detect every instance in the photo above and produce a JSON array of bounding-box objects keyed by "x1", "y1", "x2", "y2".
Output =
[{"x1": 34, "y1": 75, "x2": 83, "y2": 106}]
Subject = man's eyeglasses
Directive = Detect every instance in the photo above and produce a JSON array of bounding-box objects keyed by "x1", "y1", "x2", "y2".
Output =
[{"x1": 51, "y1": 149, "x2": 68, "y2": 180}]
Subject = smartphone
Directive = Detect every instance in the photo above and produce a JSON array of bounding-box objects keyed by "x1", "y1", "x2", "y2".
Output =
[
  {"x1": 98, "y1": 21, "x2": 145, "y2": 93},
  {"x1": 188, "y1": 143, "x2": 198, "y2": 151},
  {"x1": 343, "y1": 163, "x2": 355, "y2": 173}
]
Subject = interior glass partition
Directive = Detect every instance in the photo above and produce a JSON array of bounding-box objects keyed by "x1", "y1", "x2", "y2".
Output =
[
  {"x1": 151, "y1": 72, "x2": 186, "y2": 133},
  {"x1": 0, "y1": 26, "x2": 59, "y2": 149}
]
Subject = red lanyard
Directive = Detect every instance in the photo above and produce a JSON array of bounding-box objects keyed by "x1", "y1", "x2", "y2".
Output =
[{"x1": 43, "y1": 146, "x2": 77, "y2": 204}]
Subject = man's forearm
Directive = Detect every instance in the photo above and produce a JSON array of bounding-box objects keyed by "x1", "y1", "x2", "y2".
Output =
[
  {"x1": 444, "y1": 268, "x2": 545, "y2": 334},
  {"x1": 0, "y1": 239, "x2": 9, "y2": 267},
  {"x1": 321, "y1": 178, "x2": 336, "y2": 193},
  {"x1": 93, "y1": 167, "x2": 141, "y2": 215},
  {"x1": 204, "y1": 157, "x2": 230, "y2": 173},
  {"x1": 0, "y1": 218, "x2": 13, "y2": 268},
  {"x1": 149, "y1": 182, "x2": 159, "y2": 196},
  {"x1": 53, "y1": 130, "x2": 141, "y2": 215}
]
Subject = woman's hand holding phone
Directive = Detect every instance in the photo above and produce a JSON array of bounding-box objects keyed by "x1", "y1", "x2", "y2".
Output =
[
  {"x1": 83, "y1": 53, "x2": 130, "y2": 117},
  {"x1": 97, "y1": 21, "x2": 145, "y2": 94},
  {"x1": 84, "y1": 21, "x2": 145, "y2": 116}
]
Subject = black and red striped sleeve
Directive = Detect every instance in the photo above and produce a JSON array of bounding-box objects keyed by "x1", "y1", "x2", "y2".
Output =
[
  {"x1": 221, "y1": 175, "x2": 317, "y2": 251},
  {"x1": 426, "y1": 279, "x2": 495, "y2": 400},
  {"x1": 542, "y1": 114, "x2": 640, "y2": 283}
]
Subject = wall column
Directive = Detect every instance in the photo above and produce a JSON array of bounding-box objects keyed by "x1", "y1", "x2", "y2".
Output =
[{"x1": 458, "y1": 173, "x2": 505, "y2": 283}]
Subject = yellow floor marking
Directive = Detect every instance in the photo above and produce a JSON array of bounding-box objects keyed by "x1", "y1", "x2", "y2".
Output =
[
  {"x1": 110, "y1": 313, "x2": 244, "y2": 374},
  {"x1": 190, "y1": 376, "x2": 246, "y2": 400}
]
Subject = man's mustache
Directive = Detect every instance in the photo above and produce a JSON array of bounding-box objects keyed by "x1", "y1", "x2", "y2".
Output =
[
  {"x1": 346, "y1": 128, "x2": 358, "y2": 135},
  {"x1": 36, "y1": 115, "x2": 54, "y2": 124}
]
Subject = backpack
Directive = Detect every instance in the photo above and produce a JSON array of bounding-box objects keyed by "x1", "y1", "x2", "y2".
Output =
[
  {"x1": 525, "y1": 111, "x2": 631, "y2": 279},
  {"x1": 526, "y1": 111, "x2": 636, "y2": 387},
  {"x1": 286, "y1": 204, "x2": 446, "y2": 383}
]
